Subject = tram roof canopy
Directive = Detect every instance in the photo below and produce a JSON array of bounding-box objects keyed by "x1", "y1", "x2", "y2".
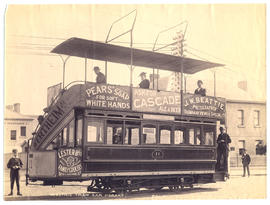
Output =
[{"x1": 51, "y1": 37, "x2": 224, "y2": 74}]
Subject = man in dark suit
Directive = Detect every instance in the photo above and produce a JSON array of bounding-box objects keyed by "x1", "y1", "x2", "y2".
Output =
[
  {"x1": 241, "y1": 149, "x2": 251, "y2": 177},
  {"x1": 216, "y1": 127, "x2": 231, "y2": 171},
  {"x1": 7, "y1": 149, "x2": 23, "y2": 196},
  {"x1": 139, "y1": 72, "x2": 150, "y2": 89},
  {"x1": 194, "y1": 80, "x2": 206, "y2": 96},
  {"x1": 94, "y1": 66, "x2": 106, "y2": 84}
]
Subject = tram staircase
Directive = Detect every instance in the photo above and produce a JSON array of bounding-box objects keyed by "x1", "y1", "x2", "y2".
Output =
[{"x1": 32, "y1": 82, "x2": 86, "y2": 150}]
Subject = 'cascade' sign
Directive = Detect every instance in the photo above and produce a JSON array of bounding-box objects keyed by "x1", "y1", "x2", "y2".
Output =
[
  {"x1": 85, "y1": 83, "x2": 130, "y2": 110},
  {"x1": 58, "y1": 148, "x2": 82, "y2": 177},
  {"x1": 133, "y1": 88, "x2": 181, "y2": 114},
  {"x1": 183, "y1": 94, "x2": 226, "y2": 119}
]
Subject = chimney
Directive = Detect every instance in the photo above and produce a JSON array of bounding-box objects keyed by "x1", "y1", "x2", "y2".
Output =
[
  {"x1": 13, "y1": 103, "x2": 20, "y2": 113},
  {"x1": 6, "y1": 105, "x2": 14, "y2": 110}
]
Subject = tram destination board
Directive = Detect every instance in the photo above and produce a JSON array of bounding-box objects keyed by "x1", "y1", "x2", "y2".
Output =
[
  {"x1": 132, "y1": 88, "x2": 181, "y2": 114},
  {"x1": 183, "y1": 94, "x2": 226, "y2": 120},
  {"x1": 85, "y1": 83, "x2": 131, "y2": 110}
]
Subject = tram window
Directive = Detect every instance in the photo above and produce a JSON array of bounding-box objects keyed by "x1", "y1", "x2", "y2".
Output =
[
  {"x1": 107, "y1": 120, "x2": 123, "y2": 145},
  {"x1": 188, "y1": 128, "x2": 195, "y2": 145},
  {"x1": 142, "y1": 124, "x2": 156, "y2": 144},
  {"x1": 204, "y1": 127, "x2": 214, "y2": 146},
  {"x1": 62, "y1": 127, "x2": 68, "y2": 146},
  {"x1": 124, "y1": 121, "x2": 140, "y2": 145},
  {"x1": 195, "y1": 128, "x2": 201, "y2": 145},
  {"x1": 87, "y1": 119, "x2": 104, "y2": 143},
  {"x1": 159, "y1": 125, "x2": 172, "y2": 144},
  {"x1": 68, "y1": 120, "x2": 75, "y2": 147},
  {"x1": 174, "y1": 127, "x2": 185, "y2": 144},
  {"x1": 76, "y1": 119, "x2": 83, "y2": 146},
  {"x1": 107, "y1": 126, "x2": 123, "y2": 145}
]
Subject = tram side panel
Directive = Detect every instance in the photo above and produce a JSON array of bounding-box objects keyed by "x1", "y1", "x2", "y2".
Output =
[{"x1": 28, "y1": 151, "x2": 57, "y2": 179}]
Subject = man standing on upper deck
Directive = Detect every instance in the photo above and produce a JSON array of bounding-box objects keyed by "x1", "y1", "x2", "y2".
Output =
[
  {"x1": 194, "y1": 80, "x2": 206, "y2": 96},
  {"x1": 7, "y1": 149, "x2": 23, "y2": 196},
  {"x1": 139, "y1": 72, "x2": 150, "y2": 89},
  {"x1": 94, "y1": 66, "x2": 106, "y2": 84},
  {"x1": 216, "y1": 127, "x2": 231, "y2": 171}
]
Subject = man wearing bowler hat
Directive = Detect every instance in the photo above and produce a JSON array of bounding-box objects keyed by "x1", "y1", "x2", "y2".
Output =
[
  {"x1": 7, "y1": 149, "x2": 23, "y2": 196},
  {"x1": 139, "y1": 72, "x2": 150, "y2": 89},
  {"x1": 216, "y1": 127, "x2": 231, "y2": 171}
]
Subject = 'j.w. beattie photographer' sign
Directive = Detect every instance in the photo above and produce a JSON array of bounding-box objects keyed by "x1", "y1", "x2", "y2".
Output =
[
  {"x1": 85, "y1": 83, "x2": 130, "y2": 110},
  {"x1": 58, "y1": 148, "x2": 82, "y2": 177},
  {"x1": 132, "y1": 88, "x2": 181, "y2": 114},
  {"x1": 183, "y1": 94, "x2": 226, "y2": 119}
]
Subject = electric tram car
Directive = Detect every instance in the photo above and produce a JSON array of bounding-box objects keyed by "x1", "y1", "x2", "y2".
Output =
[{"x1": 26, "y1": 13, "x2": 228, "y2": 193}]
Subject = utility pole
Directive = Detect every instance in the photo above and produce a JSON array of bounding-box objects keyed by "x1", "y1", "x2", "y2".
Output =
[{"x1": 171, "y1": 31, "x2": 185, "y2": 93}]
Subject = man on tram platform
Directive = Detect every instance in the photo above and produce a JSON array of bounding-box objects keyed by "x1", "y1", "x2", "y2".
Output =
[
  {"x1": 216, "y1": 127, "x2": 231, "y2": 171},
  {"x1": 94, "y1": 66, "x2": 106, "y2": 84},
  {"x1": 194, "y1": 80, "x2": 206, "y2": 96},
  {"x1": 139, "y1": 72, "x2": 150, "y2": 89}
]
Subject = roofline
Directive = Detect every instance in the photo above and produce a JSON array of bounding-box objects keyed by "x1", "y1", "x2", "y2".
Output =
[{"x1": 226, "y1": 99, "x2": 266, "y2": 105}]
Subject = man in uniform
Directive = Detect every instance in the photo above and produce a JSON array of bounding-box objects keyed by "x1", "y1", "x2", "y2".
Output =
[
  {"x1": 216, "y1": 127, "x2": 231, "y2": 171},
  {"x1": 194, "y1": 80, "x2": 206, "y2": 96},
  {"x1": 7, "y1": 149, "x2": 23, "y2": 196},
  {"x1": 139, "y1": 72, "x2": 150, "y2": 89},
  {"x1": 94, "y1": 66, "x2": 106, "y2": 83},
  {"x1": 241, "y1": 149, "x2": 251, "y2": 177}
]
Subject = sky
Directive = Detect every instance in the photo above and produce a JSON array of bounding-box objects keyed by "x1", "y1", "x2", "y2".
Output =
[{"x1": 4, "y1": 4, "x2": 266, "y2": 115}]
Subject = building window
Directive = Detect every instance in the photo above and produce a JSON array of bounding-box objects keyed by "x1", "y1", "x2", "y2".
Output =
[
  {"x1": 238, "y1": 140, "x2": 245, "y2": 155},
  {"x1": 254, "y1": 110, "x2": 260, "y2": 126},
  {"x1": 20, "y1": 126, "x2": 26, "y2": 136},
  {"x1": 256, "y1": 140, "x2": 266, "y2": 155},
  {"x1": 237, "y1": 109, "x2": 244, "y2": 126},
  {"x1": 10, "y1": 130, "x2": 16, "y2": 140}
]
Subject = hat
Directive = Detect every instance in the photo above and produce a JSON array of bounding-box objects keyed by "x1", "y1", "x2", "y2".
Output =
[
  {"x1": 93, "y1": 66, "x2": 100, "y2": 71},
  {"x1": 219, "y1": 127, "x2": 224, "y2": 131},
  {"x1": 139, "y1": 72, "x2": 146, "y2": 77},
  {"x1": 197, "y1": 80, "x2": 203, "y2": 84},
  {"x1": 12, "y1": 149, "x2": 18, "y2": 153}
]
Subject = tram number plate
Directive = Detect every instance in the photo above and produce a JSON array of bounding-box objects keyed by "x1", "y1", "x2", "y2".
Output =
[{"x1": 152, "y1": 150, "x2": 164, "y2": 160}]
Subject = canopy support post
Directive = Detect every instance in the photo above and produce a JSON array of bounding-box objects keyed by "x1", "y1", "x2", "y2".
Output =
[
  {"x1": 59, "y1": 55, "x2": 70, "y2": 89},
  {"x1": 85, "y1": 58, "x2": 87, "y2": 84},
  {"x1": 214, "y1": 70, "x2": 216, "y2": 97},
  {"x1": 105, "y1": 61, "x2": 108, "y2": 83},
  {"x1": 152, "y1": 68, "x2": 155, "y2": 89}
]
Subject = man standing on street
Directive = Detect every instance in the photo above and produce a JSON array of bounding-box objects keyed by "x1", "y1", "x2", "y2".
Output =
[
  {"x1": 7, "y1": 149, "x2": 23, "y2": 196},
  {"x1": 242, "y1": 149, "x2": 251, "y2": 177},
  {"x1": 216, "y1": 127, "x2": 231, "y2": 171}
]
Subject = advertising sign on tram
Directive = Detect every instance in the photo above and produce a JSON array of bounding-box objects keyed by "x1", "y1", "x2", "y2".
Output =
[
  {"x1": 58, "y1": 148, "x2": 82, "y2": 177},
  {"x1": 132, "y1": 88, "x2": 181, "y2": 114},
  {"x1": 85, "y1": 83, "x2": 131, "y2": 110},
  {"x1": 183, "y1": 94, "x2": 226, "y2": 120}
]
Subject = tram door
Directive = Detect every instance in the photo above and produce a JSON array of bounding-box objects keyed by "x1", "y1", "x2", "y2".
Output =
[{"x1": 57, "y1": 118, "x2": 83, "y2": 177}]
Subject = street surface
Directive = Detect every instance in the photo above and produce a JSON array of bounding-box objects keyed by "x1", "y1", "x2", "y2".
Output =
[{"x1": 4, "y1": 168, "x2": 266, "y2": 200}]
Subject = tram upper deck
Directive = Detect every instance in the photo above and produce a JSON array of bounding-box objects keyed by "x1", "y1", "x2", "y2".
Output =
[{"x1": 31, "y1": 37, "x2": 226, "y2": 151}]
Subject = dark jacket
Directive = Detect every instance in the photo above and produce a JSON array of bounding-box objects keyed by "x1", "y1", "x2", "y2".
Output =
[
  {"x1": 217, "y1": 133, "x2": 231, "y2": 151},
  {"x1": 7, "y1": 157, "x2": 23, "y2": 171},
  {"x1": 242, "y1": 154, "x2": 251, "y2": 166},
  {"x1": 96, "y1": 72, "x2": 106, "y2": 83},
  {"x1": 139, "y1": 79, "x2": 150, "y2": 89},
  {"x1": 194, "y1": 88, "x2": 206, "y2": 96}
]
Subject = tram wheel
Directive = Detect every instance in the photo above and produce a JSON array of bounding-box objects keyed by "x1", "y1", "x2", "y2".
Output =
[
  {"x1": 169, "y1": 186, "x2": 180, "y2": 192},
  {"x1": 154, "y1": 187, "x2": 163, "y2": 191}
]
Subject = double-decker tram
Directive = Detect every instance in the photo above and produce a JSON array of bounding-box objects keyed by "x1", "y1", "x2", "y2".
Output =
[{"x1": 26, "y1": 12, "x2": 228, "y2": 194}]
